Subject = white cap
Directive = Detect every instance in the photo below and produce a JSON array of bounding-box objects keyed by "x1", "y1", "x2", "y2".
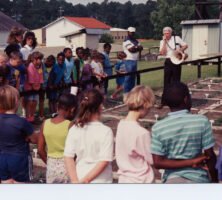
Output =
[{"x1": 127, "y1": 27, "x2": 136, "y2": 32}]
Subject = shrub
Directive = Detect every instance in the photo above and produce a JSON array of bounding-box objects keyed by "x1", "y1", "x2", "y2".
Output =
[{"x1": 99, "y1": 33, "x2": 114, "y2": 43}]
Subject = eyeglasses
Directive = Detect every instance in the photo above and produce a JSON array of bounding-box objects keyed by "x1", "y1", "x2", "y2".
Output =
[{"x1": 27, "y1": 37, "x2": 33, "y2": 40}]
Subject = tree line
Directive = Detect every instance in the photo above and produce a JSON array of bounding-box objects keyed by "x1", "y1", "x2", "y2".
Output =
[{"x1": 0, "y1": 0, "x2": 220, "y2": 39}]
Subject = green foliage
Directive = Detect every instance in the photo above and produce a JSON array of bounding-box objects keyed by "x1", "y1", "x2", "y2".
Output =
[
  {"x1": 151, "y1": 0, "x2": 196, "y2": 39},
  {"x1": 99, "y1": 33, "x2": 114, "y2": 43},
  {"x1": 0, "y1": 0, "x2": 157, "y2": 39}
]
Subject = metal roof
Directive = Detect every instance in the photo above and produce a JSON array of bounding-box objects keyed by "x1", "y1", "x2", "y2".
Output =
[{"x1": 181, "y1": 19, "x2": 221, "y2": 25}]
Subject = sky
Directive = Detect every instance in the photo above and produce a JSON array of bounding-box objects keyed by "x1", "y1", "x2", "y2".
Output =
[{"x1": 66, "y1": 0, "x2": 148, "y2": 5}]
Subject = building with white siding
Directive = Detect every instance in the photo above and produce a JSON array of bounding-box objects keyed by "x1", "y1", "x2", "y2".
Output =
[
  {"x1": 181, "y1": 19, "x2": 222, "y2": 60},
  {"x1": 0, "y1": 11, "x2": 27, "y2": 48},
  {"x1": 44, "y1": 17, "x2": 111, "y2": 49}
]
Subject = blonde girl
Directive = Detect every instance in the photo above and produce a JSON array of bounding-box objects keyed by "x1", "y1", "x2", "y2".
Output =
[
  {"x1": 115, "y1": 85, "x2": 155, "y2": 183},
  {"x1": 64, "y1": 89, "x2": 114, "y2": 183},
  {"x1": 0, "y1": 85, "x2": 37, "y2": 183}
]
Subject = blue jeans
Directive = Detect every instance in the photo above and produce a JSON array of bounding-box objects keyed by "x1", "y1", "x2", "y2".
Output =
[{"x1": 124, "y1": 60, "x2": 137, "y2": 93}]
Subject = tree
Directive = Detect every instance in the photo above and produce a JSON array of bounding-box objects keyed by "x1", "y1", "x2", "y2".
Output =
[
  {"x1": 99, "y1": 33, "x2": 114, "y2": 43},
  {"x1": 151, "y1": 0, "x2": 196, "y2": 39}
]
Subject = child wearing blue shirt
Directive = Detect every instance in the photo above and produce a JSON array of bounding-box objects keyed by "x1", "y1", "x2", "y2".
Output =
[
  {"x1": 63, "y1": 48, "x2": 76, "y2": 85},
  {"x1": 6, "y1": 51, "x2": 26, "y2": 90},
  {"x1": 111, "y1": 52, "x2": 127, "y2": 100},
  {"x1": 48, "y1": 52, "x2": 66, "y2": 115},
  {"x1": 38, "y1": 55, "x2": 56, "y2": 121},
  {"x1": 102, "y1": 43, "x2": 114, "y2": 95},
  {"x1": 0, "y1": 85, "x2": 38, "y2": 183}
]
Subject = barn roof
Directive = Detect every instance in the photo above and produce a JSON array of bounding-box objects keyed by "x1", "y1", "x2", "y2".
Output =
[
  {"x1": 64, "y1": 17, "x2": 112, "y2": 29},
  {"x1": 0, "y1": 11, "x2": 27, "y2": 31}
]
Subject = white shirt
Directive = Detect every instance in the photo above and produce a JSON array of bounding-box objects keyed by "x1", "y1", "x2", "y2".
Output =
[
  {"x1": 64, "y1": 122, "x2": 114, "y2": 183},
  {"x1": 123, "y1": 38, "x2": 141, "y2": 61},
  {"x1": 91, "y1": 60, "x2": 103, "y2": 78},
  {"x1": 159, "y1": 36, "x2": 187, "y2": 58},
  {"x1": 20, "y1": 44, "x2": 34, "y2": 60}
]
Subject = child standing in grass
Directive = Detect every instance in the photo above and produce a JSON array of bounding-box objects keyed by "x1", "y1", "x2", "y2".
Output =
[
  {"x1": 63, "y1": 48, "x2": 76, "y2": 85},
  {"x1": 0, "y1": 85, "x2": 38, "y2": 183},
  {"x1": 48, "y1": 52, "x2": 66, "y2": 115},
  {"x1": 24, "y1": 51, "x2": 44, "y2": 122},
  {"x1": 64, "y1": 89, "x2": 114, "y2": 183},
  {"x1": 111, "y1": 52, "x2": 127, "y2": 100},
  {"x1": 81, "y1": 49, "x2": 93, "y2": 91},
  {"x1": 115, "y1": 85, "x2": 155, "y2": 183},
  {"x1": 38, "y1": 93, "x2": 78, "y2": 183},
  {"x1": 38, "y1": 55, "x2": 56, "y2": 121},
  {"x1": 75, "y1": 47, "x2": 84, "y2": 83},
  {"x1": 91, "y1": 52, "x2": 107, "y2": 90}
]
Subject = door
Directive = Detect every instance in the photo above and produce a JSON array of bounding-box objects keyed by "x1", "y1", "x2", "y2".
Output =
[{"x1": 192, "y1": 25, "x2": 208, "y2": 59}]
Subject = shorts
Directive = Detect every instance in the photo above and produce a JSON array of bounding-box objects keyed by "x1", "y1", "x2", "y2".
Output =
[
  {"x1": 46, "y1": 157, "x2": 69, "y2": 183},
  {"x1": 46, "y1": 90, "x2": 57, "y2": 100},
  {"x1": 116, "y1": 77, "x2": 125, "y2": 86},
  {"x1": 25, "y1": 94, "x2": 39, "y2": 101},
  {"x1": 0, "y1": 153, "x2": 33, "y2": 182}
]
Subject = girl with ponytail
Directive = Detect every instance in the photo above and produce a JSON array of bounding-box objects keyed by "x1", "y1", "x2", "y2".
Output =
[{"x1": 64, "y1": 89, "x2": 114, "y2": 183}]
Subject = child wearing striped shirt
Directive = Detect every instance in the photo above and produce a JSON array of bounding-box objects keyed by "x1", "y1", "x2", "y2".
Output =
[{"x1": 151, "y1": 82, "x2": 218, "y2": 183}]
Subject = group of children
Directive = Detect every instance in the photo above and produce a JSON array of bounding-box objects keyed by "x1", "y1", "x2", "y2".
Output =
[
  {"x1": 0, "y1": 81, "x2": 222, "y2": 184},
  {"x1": 0, "y1": 29, "x2": 128, "y2": 123}
]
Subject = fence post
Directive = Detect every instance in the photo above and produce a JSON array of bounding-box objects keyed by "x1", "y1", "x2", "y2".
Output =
[
  {"x1": 197, "y1": 62, "x2": 201, "y2": 78},
  {"x1": 136, "y1": 73, "x2": 141, "y2": 85},
  {"x1": 218, "y1": 57, "x2": 221, "y2": 77}
]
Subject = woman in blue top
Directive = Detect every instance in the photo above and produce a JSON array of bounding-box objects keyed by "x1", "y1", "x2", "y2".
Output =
[{"x1": 111, "y1": 52, "x2": 127, "y2": 100}]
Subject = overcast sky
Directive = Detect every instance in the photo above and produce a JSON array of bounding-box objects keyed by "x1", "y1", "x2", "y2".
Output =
[{"x1": 66, "y1": 0, "x2": 148, "y2": 5}]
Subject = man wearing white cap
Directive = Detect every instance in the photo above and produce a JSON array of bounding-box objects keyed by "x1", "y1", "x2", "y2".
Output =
[{"x1": 122, "y1": 27, "x2": 143, "y2": 93}]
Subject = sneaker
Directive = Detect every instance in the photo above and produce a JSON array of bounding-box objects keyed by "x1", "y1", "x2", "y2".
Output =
[
  {"x1": 27, "y1": 116, "x2": 34, "y2": 122},
  {"x1": 39, "y1": 116, "x2": 45, "y2": 121},
  {"x1": 110, "y1": 94, "x2": 117, "y2": 100},
  {"x1": 156, "y1": 104, "x2": 164, "y2": 109}
]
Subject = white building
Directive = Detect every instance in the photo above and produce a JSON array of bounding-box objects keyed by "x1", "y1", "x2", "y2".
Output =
[
  {"x1": 0, "y1": 11, "x2": 27, "y2": 48},
  {"x1": 110, "y1": 28, "x2": 128, "y2": 42},
  {"x1": 181, "y1": 19, "x2": 222, "y2": 60},
  {"x1": 44, "y1": 17, "x2": 111, "y2": 48}
]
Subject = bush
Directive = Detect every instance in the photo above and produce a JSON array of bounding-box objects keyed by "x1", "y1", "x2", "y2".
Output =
[{"x1": 99, "y1": 33, "x2": 114, "y2": 43}]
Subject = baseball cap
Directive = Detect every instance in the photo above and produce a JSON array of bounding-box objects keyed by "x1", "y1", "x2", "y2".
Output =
[{"x1": 127, "y1": 27, "x2": 136, "y2": 32}]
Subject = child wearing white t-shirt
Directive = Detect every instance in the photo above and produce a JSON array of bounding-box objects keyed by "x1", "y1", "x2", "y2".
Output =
[
  {"x1": 64, "y1": 89, "x2": 114, "y2": 183},
  {"x1": 91, "y1": 52, "x2": 107, "y2": 90},
  {"x1": 115, "y1": 85, "x2": 155, "y2": 183}
]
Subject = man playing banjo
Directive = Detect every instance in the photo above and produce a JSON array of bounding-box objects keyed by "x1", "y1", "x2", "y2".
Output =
[{"x1": 158, "y1": 27, "x2": 188, "y2": 109}]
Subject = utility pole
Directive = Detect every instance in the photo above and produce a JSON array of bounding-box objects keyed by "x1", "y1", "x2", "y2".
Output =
[{"x1": 59, "y1": 6, "x2": 64, "y2": 18}]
